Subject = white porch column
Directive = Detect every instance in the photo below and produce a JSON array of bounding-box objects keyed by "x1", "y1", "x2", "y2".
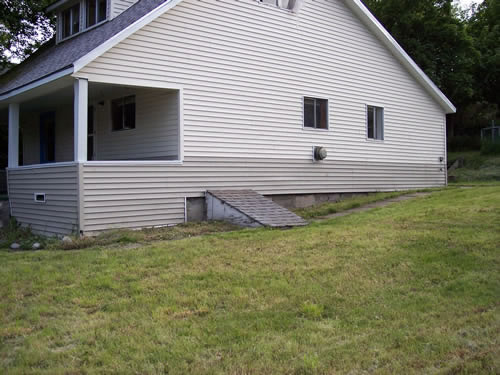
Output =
[
  {"x1": 74, "y1": 78, "x2": 88, "y2": 162},
  {"x1": 8, "y1": 103, "x2": 20, "y2": 168}
]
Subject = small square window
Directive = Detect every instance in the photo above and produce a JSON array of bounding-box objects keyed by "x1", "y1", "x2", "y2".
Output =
[
  {"x1": 367, "y1": 105, "x2": 384, "y2": 140},
  {"x1": 112, "y1": 95, "x2": 136, "y2": 131},
  {"x1": 304, "y1": 97, "x2": 328, "y2": 130}
]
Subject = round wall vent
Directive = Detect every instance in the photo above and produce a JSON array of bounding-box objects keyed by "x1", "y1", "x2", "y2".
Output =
[{"x1": 314, "y1": 146, "x2": 327, "y2": 161}]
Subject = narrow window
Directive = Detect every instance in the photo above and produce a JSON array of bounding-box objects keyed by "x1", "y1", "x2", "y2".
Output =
[
  {"x1": 87, "y1": 0, "x2": 107, "y2": 27},
  {"x1": 61, "y1": 4, "x2": 80, "y2": 39},
  {"x1": 98, "y1": 0, "x2": 107, "y2": 22},
  {"x1": 112, "y1": 96, "x2": 136, "y2": 131},
  {"x1": 304, "y1": 97, "x2": 328, "y2": 129},
  {"x1": 87, "y1": 0, "x2": 96, "y2": 27},
  {"x1": 367, "y1": 105, "x2": 384, "y2": 140}
]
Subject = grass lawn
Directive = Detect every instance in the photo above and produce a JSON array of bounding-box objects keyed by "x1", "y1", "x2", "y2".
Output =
[
  {"x1": 0, "y1": 186, "x2": 499, "y2": 374},
  {"x1": 294, "y1": 190, "x2": 417, "y2": 219},
  {"x1": 448, "y1": 151, "x2": 500, "y2": 183}
]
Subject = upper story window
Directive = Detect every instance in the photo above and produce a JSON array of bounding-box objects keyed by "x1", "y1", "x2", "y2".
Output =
[
  {"x1": 58, "y1": 0, "x2": 108, "y2": 41},
  {"x1": 87, "y1": 0, "x2": 107, "y2": 27},
  {"x1": 61, "y1": 3, "x2": 80, "y2": 39}
]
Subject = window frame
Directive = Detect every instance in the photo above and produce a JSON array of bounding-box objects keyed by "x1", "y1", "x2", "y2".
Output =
[
  {"x1": 86, "y1": 0, "x2": 108, "y2": 28},
  {"x1": 60, "y1": 2, "x2": 81, "y2": 40},
  {"x1": 366, "y1": 105, "x2": 384, "y2": 141},
  {"x1": 258, "y1": 0, "x2": 295, "y2": 11},
  {"x1": 58, "y1": 0, "x2": 109, "y2": 42},
  {"x1": 111, "y1": 95, "x2": 137, "y2": 132},
  {"x1": 302, "y1": 96, "x2": 329, "y2": 131}
]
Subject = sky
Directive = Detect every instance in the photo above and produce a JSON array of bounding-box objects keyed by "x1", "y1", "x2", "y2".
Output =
[{"x1": 456, "y1": 0, "x2": 483, "y2": 8}]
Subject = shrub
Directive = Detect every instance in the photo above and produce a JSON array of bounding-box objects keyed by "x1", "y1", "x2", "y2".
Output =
[{"x1": 481, "y1": 141, "x2": 500, "y2": 155}]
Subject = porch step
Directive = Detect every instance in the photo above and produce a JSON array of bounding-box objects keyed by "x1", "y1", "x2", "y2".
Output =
[{"x1": 206, "y1": 190, "x2": 308, "y2": 228}]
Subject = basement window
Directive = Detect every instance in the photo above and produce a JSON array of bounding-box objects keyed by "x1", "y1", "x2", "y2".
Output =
[
  {"x1": 304, "y1": 97, "x2": 328, "y2": 130},
  {"x1": 112, "y1": 95, "x2": 136, "y2": 131},
  {"x1": 367, "y1": 105, "x2": 384, "y2": 140}
]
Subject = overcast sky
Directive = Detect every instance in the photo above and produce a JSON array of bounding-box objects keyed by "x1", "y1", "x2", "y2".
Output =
[{"x1": 456, "y1": 0, "x2": 483, "y2": 8}]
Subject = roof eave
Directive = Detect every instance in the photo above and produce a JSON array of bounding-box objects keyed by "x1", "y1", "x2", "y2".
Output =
[{"x1": 0, "y1": 66, "x2": 74, "y2": 103}]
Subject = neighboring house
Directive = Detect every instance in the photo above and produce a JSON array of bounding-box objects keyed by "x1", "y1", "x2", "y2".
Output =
[{"x1": 0, "y1": 0, "x2": 455, "y2": 236}]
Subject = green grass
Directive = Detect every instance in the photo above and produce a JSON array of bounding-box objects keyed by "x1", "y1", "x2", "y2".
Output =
[
  {"x1": 294, "y1": 191, "x2": 414, "y2": 219},
  {"x1": 0, "y1": 221, "x2": 239, "y2": 251},
  {"x1": 448, "y1": 151, "x2": 500, "y2": 183},
  {"x1": 0, "y1": 186, "x2": 499, "y2": 374}
]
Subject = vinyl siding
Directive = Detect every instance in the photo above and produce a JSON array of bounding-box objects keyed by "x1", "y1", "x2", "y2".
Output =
[
  {"x1": 77, "y1": 0, "x2": 448, "y2": 165},
  {"x1": 20, "y1": 88, "x2": 179, "y2": 164},
  {"x1": 111, "y1": 0, "x2": 139, "y2": 18},
  {"x1": 7, "y1": 164, "x2": 79, "y2": 236},
  {"x1": 81, "y1": 157, "x2": 445, "y2": 233},
  {"x1": 94, "y1": 89, "x2": 179, "y2": 160}
]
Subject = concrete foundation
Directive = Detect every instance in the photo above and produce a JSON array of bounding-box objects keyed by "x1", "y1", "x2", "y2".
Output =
[
  {"x1": 186, "y1": 192, "x2": 379, "y2": 223},
  {"x1": 268, "y1": 192, "x2": 370, "y2": 210},
  {"x1": 186, "y1": 197, "x2": 207, "y2": 222}
]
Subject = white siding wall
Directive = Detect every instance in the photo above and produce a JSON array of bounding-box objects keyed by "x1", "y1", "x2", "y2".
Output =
[
  {"x1": 111, "y1": 0, "x2": 139, "y2": 18},
  {"x1": 55, "y1": 107, "x2": 74, "y2": 162},
  {"x1": 94, "y1": 89, "x2": 179, "y2": 160},
  {"x1": 20, "y1": 89, "x2": 179, "y2": 164},
  {"x1": 20, "y1": 107, "x2": 74, "y2": 165},
  {"x1": 81, "y1": 158, "x2": 445, "y2": 233},
  {"x1": 72, "y1": 0, "x2": 450, "y2": 233},
  {"x1": 7, "y1": 164, "x2": 79, "y2": 236},
  {"x1": 78, "y1": 0, "x2": 448, "y2": 165}
]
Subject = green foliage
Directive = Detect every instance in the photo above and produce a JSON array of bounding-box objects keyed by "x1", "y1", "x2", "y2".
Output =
[
  {"x1": 468, "y1": 0, "x2": 500, "y2": 105},
  {"x1": 447, "y1": 151, "x2": 500, "y2": 181},
  {"x1": 362, "y1": 0, "x2": 477, "y2": 107},
  {"x1": 0, "y1": 186, "x2": 499, "y2": 373},
  {"x1": 481, "y1": 141, "x2": 500, "y2": 155},
  {"x1": 447, "y1": 135, "x2": 482, "y2": 152},
  {"x1": 363, "y1": 0, "x2": 499, "y2": 148},
  {"x1": 0, "y1": 0, "x2": 55, "y2": 70}
]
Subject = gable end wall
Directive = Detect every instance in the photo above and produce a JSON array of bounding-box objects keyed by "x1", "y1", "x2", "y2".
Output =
[{"x1": 72, "y1": 0, "x2": 447, "y2": 233}]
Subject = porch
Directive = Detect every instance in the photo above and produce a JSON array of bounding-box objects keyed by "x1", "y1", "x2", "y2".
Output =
[{"x1": 4, "y1": 77, "x2": 185, "y2": 236}]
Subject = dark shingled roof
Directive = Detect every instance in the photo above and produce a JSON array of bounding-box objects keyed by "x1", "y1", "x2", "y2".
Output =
[{"x1": 0, "y1": 0, "x2": 166, "y2": 96}]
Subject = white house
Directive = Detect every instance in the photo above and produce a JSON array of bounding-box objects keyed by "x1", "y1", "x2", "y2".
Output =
[{"x1": 0, "y1": 0, "x2": 456, "y2": 236}]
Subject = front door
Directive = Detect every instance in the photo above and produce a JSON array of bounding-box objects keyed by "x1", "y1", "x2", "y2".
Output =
[{"x1": 40, "y1": 112, "x2": 56, "y2": 164}]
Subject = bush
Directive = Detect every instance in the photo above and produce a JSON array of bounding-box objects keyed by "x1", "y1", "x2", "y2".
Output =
[
  {"x1": 481, "y1": 141, "x2": 500, "y2": 155},
  {"x1": 447, "y1": 136, "x2": 481, "y2": 152}
]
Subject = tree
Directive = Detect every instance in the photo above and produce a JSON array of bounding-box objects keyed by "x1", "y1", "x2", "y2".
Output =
[
  {"x1": 0, "y1": 0, "x2": 55, "y2": 71},
  {"x1": 362, "y1": 0, "x2": 477, "y2": 109},
  {"x1": 468, "y1": 0, "x2": 499, "y2": 107}
]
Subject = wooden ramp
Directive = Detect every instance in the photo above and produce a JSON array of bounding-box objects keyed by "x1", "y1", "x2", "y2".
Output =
[{"x1": 206, "y1": 190, "x2": 308, "y2": 228}]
